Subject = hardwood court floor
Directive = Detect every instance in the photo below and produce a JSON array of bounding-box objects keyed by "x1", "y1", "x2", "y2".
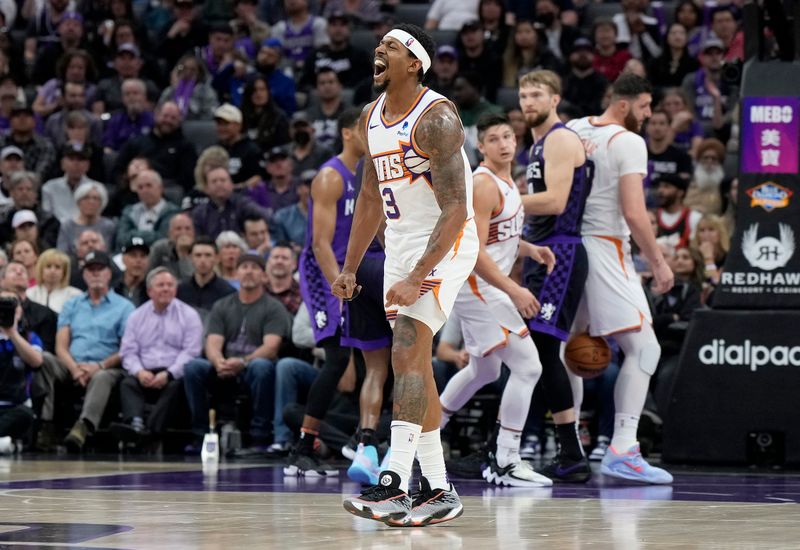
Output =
[{"x1": 0, "y1": 458, "x2": 798, "y2": 549}]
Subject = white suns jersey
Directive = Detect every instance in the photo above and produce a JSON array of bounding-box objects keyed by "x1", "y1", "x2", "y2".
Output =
[
  {"x1": 366, "y1": 87, "x2": 474, "y2": 254},
  {"x1": 567, "y1": 117, "x2": 648, "y2": 238},
  {"x1": 474, "y1": 165, "x2": 523, "y2": 278}
]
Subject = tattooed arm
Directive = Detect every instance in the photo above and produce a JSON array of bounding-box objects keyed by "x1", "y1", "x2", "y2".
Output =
[
  {"x1": 385, "y1": 102, "x2": 469, "y2": 307},
  {"x1": 332, "y1": 102, "x2": 385, "y2": 300}
]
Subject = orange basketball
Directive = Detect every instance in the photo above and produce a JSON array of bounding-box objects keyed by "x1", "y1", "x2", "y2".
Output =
[{"x1": 564, "y1": 333, "x2": 611, "y2": 379}]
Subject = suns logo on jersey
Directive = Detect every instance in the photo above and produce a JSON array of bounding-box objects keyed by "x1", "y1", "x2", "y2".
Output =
[
  {"x1": 373, "y1": 152, "x2": 408, "y2": 183},
  {"x1": 488, "y1": 206, "x2": 524, "y2": 244}
]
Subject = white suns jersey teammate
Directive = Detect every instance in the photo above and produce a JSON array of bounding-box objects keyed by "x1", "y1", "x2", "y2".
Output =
[
  {"x1": 566, "y1": 117, "x2": 653, "y2": 335},
  {"x1": 366, "y1": 87, "x2": 479, "y2": 332},
  {"x1": 455, "y1": 165, "x2": 527, "y2": 355}
]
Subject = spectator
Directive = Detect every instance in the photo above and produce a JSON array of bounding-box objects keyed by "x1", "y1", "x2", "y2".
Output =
[
  {"x1": 613, "y1": 0, "x2": 662, "y2": 63},
  {"x1": 271, "y1": 0, "x2": 329, "y2": 73},
  {"x1": 0, "y1": 172, "x2": 60, "y2": 249},
  {"x1": 661, "y1": 87, "x2": 703, "y2": 157},
  {"x1": 0, "y1": 289, "x2": 44, "y2": 444},
  {"x1": 11, "y1": 210, "x2": 46, "y2": 252},
  {"x1": 42, "y1": 144, "x2": 101, "y2": 224},
  {"x1": 265, "y1": 146, "x2": 300, "y2": 213},
  {"x1": 231, "y1": 0, "x2": 270, "y2": 46},
  {"x1": 40, "y1": 250, "x2": 135, "y2": 451},
  {"x1": 686, "y1": 138, "x2": 726, "y2": 214},
  {"x1": 646, "y1": 109, "x2": 693, "y2": 194},
  {"x1": 647, "y1": 23, "x2": 700, "y2": 91},
  {"x1": 93, "y1": 44, "x2": 160, "y2": 115},
  {"x1": 692, "y1": 213, "x2": 729, "y2": 286},
  {"x1": 113, "y1": 267, "x2": 202, "y2": 445},
  {"x1": 654, "y1": 174, "x2": 701, "y2": 253},
  {"x1": 114, "y1": 101, "x2": 198, "y2": 192},
  {"x1": 184, "y1": 145, "x2": 228, "y2": 211},
  {"x1": 502, "y1": 20, "x2": 562, "y2": 87},
  {"x1": 674, "y1": 0, "x2": 703, "y2": 57},
  {"x1": 32, "y1": 51, "x2": 97, "y2": 120},
  {"x1": 452, "y1": 72, "x2": 503, "y2": 164},
  {"x1": 426, "y1": 0, "x2": 480, "y2": 31},
  {"x1": 26, "y1": 249, "x2": 82, "y2": 313},
  {"x1": 25, "y1": 0, "x2": 69, "y2": 60},
  {"x1": 593, "y1": 19, "x2": 632, "y2": 83},
  {"x1": 200, "y1": 23, "x2": 236, "y2": 79},
  {"x1": 322, "y1": 0, "x2": 380, "y2": 26},
  {"x1": 183, "y1": 253, "x2": 292, "y2": 451},
  {"x1": 114, "y1": 236, "x2": 151, "y2": 306},
  {"x1": 212, "y1": 50, "x2": 257, "y2": 107},
  {"x1": 43, "y1": 81, "x2": 103, "y2": 150},
  {"x1": 105, "y1": 157, "x2": 150, "y2": 220},
  {"x1": 244, "y1": 215, "x2": 272, "y2": 257},
  {"x1": 214, "y1": 103, "x2": 264, "y2": 187},
  {"x1": 56, "y1": 181, "x2": 115, "y2": 255},
  {"x1": 9, "y1": 239, "x2": 37, "y2": 286},
  {"x1": 457, "y1": 20, "x2": 502, "y2": 102},
  {"x1": 535, "y1": 0, "x2": 580, "y2": 62},
  {"x1": 681, "y1": 38, "x2": 731, "y2": 132},
  {"x1": 480, "y1": 0, "x2": 510, "y2": 56},
  {"x1": 710, "y1": 6, "x2": 743, "y2": 62},
  {"x1": 32, "y1": 14, "x2": 90, "y2": 87},
  {"x1": 216, "y1": 230, "x2": 247, "y2": 289},
  {"x1": 306, "y1": 68, "x2": 347, "y2": 151},
  {"x1": 176, "y1": 236, "x2": 236, "y2": 315},
  {"x1": 117, "y1": 169, "x2": 180, "y2": 249},
  {"x1": 68, "y1": 229, "x2": 122, "y2": 290},
  {"x1": 428, "y1": 45, "x2": 460, "y2": 99},
  {"x1": 159, "y1": 55, "x2": 219, "y2": 122},
  {"x1": 1, "y1": 261, "x2": 58, "y2": 353},
  {"x1": 0, "y1": 146, "x2": 23, "y2": 205},
  {"x1": 289, "y1": 112, "x2": 333, "y2": 177},
  {"x1": 241, "y1": 75, "x2": 291, "y2": 152},
  {"x1": 300, "y1": 12, "x2": 372, "y2": 90},
  {"x1": 102, "y1": 78, "x2": 155, "y2": 153},
  {"x1": 562, "y1": 38, "x2": 608, "y2": 118},
  {"x1": 191, "y1": 166, "x2": 270, "y2": 240},
  {"x1": 264, "y1": 242, "x2": 301, "y2": 315},
  {"x1": 271, "y1": 170, "x2": 311, "y2": 252},
  {"x1": 254, "y1": 38, "x2": 297, "y2": 116},
  {"x1": 62, "y1": 112, "x2": 106, "y2": 182},
  {"x1": 0, "y1": 103, "x2": 57, "y2": 179},
  {"x1": 148, "y1": 212, "x2": 196, "y2": 280},
  {"x1": 160, "y1": 0, "x2": 208, "y2": 70},
  {"x1": 0, "y1": 78, "x2": 20, "y2": 134}
]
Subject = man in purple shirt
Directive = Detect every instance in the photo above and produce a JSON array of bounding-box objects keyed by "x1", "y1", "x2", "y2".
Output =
[
  {"x1": 102, "y1": 79, "x2": 155, "y2": 153},
  {"x1": 113, "y1": 267, "x2": 203, "y2": 447}
]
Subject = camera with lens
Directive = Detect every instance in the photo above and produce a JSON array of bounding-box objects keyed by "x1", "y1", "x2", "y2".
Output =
[{"x1": 0, "y1": 296, "x2": 17, "y2": 328}]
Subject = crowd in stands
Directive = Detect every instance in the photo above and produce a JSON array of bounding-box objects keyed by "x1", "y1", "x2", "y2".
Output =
[{"x1": 0, "y1": 0, "x2": 751, "y2": 460}]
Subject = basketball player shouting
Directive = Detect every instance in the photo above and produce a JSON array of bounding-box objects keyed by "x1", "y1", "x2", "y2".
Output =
[
  {"x1": 439, "y1": 113, "x2": 555, "y2": 488},
  {"x1": 518, "y1": 70, "x2": 594, "y2": 483},
  {"x1": 569, "y1": 74, "x2": 674, "y2": 484},
  {"x1": 287, "y1": 108, "x2": 392, "y2": 484},
  {"x1": 333, "y1": 24, "x2": 479, "y2": 527}
]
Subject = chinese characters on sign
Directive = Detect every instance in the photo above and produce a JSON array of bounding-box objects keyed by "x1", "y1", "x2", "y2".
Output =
[{"x1": 741, "y1": 97, "x2": 800, "y2": 174}]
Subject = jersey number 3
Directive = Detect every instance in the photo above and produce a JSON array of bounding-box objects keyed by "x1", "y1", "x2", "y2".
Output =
[{"x1": 382, "y1": 187, "x2": 400, "y2": 219}]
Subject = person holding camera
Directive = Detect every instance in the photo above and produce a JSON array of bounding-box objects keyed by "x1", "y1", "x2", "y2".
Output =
[
  {"x1": 0, "y1": 290, "x2": 44, "y2": 449},
  {"x1": 39, "y1": 250, "x2": 135, "y2": 451}
]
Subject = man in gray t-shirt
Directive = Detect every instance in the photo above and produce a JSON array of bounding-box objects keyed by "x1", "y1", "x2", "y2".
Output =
[{"x1": 183, "y1": 254, "x2": 292, "y2": 450}]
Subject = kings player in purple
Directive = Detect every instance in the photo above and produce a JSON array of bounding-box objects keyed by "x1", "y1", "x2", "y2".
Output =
[
  {"x1": 286, "y1": 107, "x2": 393, "y2": 484},
  {"x1": 518, "y1": 69, "x2": 595, "y2": 483}
]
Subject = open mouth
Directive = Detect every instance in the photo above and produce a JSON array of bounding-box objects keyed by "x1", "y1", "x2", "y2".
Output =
[{"x1": 374, "y1": 59, "x2": 387, "y2": 77}]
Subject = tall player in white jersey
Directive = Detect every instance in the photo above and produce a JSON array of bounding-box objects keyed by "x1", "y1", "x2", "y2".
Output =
[
  {"x1": 439, "y1": 113, "x2": 555, "y2": 488},
  {"x1": 333, "y1": 24, "x2": 479, "y2": 526},
  {"x1": 568, "y1": 74, "x2": 675, "y2": 484}
]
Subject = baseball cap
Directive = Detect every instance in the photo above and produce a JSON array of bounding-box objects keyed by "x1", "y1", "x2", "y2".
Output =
[
  {"x1": 436, "y1": 45, "x2": 458, "y2": 60},
  {"x1": 11, "y1": 209, "x2": 37, "y2": 228},
  {"x1": 291, "y1": 111, "x2": 310, "y2": 126},
  {"x1": 460, "y1": 20, "x2": 482, "y2": 33},
  {"x1": 572, "y1": 37, "x2": 593, "y2": 51},
  {"x1": 214, "y1": 103, "x2": 243, "y2": 124},
  {"x1": 261, "y1": 37, "x2": 282, "y2": 50},
  {"x1": 82, "y1": 250, "x2": 112, "y2": 271},
  {"x1": 10, "y1": 101, "x2": 33, "y2": 116},
  {"x1": 702, "y1": 37, "x2": 725, "y2": 53},
  {"x1": 121, "y1": 236, "x2": 150, "y2": 254},
  {"x1": 116, "y1": 43, "x2": 141, "y2": 58},
  {"x1": 267, "y1": 146, "x2": 290, "y2": 161},
  {"x1": 0, "y1": 146, "x2": 23, "y2": 161},
  {"x1": 236, "y1": 253, "x2": 266, "y2": 270}
]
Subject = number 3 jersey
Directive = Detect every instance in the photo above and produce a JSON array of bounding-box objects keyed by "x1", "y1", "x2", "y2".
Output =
[{"x1": 365, "y1": 87, "x2": 475, "y2": 256}]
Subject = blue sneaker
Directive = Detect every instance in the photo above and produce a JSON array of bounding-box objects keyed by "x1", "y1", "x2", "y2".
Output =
[
  {"x1": 347, "y1": 443, "x2": 380, "y2": 485},
  {"x1": 600, "y1": 443, "x2": 673, "y2": 484}
]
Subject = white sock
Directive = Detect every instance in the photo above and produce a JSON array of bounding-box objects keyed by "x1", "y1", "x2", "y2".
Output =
[
  {"x1": 495, "y1": 426, "x2": 522, "y2": 468},
  {"x1": 416, "y1": 429, "x2": 449, "y2": 490},
  {"x1": 611, "y1": 413, "x2": 639, "y2": 451},
  {"x1": 387, "y1": 420, "x2": 422, "y2": 493}
]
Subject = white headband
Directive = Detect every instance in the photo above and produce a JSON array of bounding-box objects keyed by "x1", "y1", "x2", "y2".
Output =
[{"x1": 384, "y1": 29, "x2": 431, "y2": 75}]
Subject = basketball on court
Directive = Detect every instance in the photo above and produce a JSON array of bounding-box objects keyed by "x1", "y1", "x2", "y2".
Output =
[
  {"x1": 403, "y1": 148, "x2": 430, "y2": 174},
  {"x1": 564, "y1": 333, "x2": 611, "y2": 379}
]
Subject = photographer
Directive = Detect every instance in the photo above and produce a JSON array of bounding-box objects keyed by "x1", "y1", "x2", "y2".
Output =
[{"x1": 0, "y1": 290, "x2": 44, "y2": 448}]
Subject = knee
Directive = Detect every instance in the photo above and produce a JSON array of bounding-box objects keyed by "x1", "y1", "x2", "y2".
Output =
[
  {"x1": 121, "y1": 374, "x2": 140, "y2": 390},
  {"x1": 247, "y1": 358, "x2": 275, "y2": 381},
  {"x1": 184, "y1": 359, "x2": 211, "y2": 381},
  {"x1": 90, "y1": 368, "x2": 118, "y2": 386}
]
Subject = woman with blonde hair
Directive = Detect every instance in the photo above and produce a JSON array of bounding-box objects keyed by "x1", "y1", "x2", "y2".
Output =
[
  {"x1": 691, "y1": 214, "x2": 730, "y2": 285},
  {"x1": 56, "y1": 181, "x2": 116, "y2": 254},
  {"x1": 26, "y1": 249, "x2": 83, "y2": 313},
  {"x1": 9, "y1": 239, "x2": 38, "y2": 287}
]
